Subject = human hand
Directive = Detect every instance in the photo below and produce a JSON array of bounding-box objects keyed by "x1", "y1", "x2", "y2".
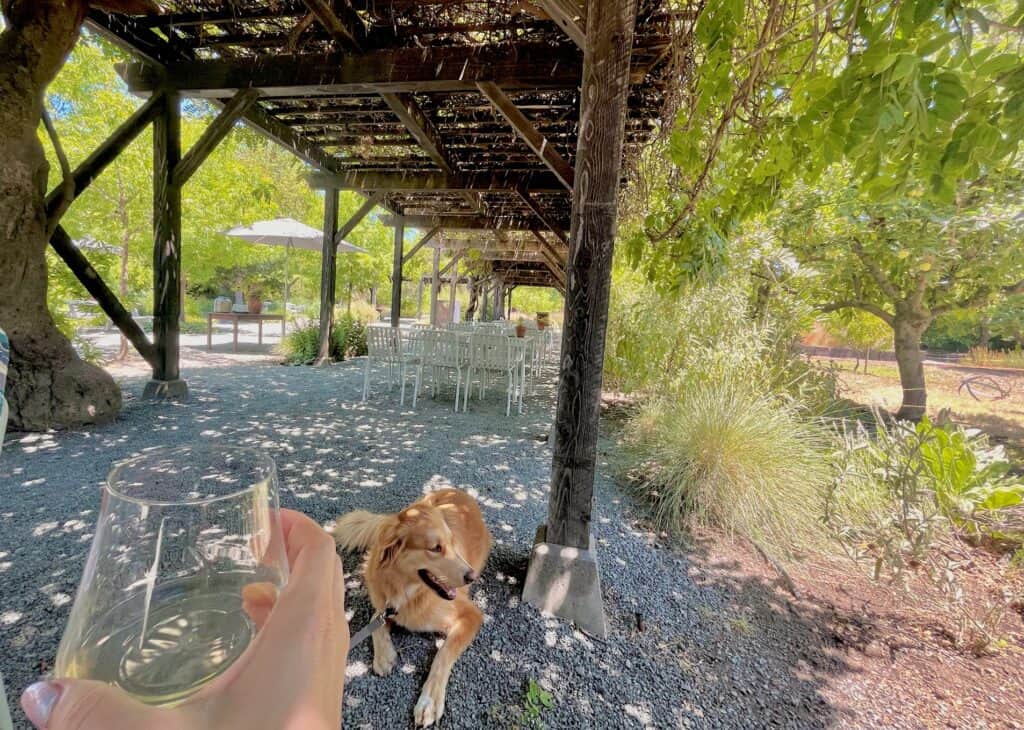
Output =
[{"x1": 21, "y1": 509, "x2": 349, "y2": 730}]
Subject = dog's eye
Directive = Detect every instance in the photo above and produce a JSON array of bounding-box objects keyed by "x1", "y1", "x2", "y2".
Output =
[{"x1": 431, "y1": 544, "x2": 443, "y2": 553}]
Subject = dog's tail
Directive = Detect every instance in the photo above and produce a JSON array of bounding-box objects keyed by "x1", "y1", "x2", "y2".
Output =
[{"x1": 331, "y1": 510, "x2": 390, "y2": 552}]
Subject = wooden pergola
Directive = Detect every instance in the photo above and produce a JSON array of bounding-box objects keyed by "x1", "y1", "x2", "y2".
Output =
[{"x1": 59, "y1": 0, "x2": 673, "y2": 634}]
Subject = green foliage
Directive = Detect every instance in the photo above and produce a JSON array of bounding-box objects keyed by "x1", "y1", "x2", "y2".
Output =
[
  {"x1": 916, "y1": 417, "x2": 1024, "y2": 523},
  {"x1": 280, "y1": 314, "x2": 369, "y2": 365},
  {"x1": 989, "y1": 294, "x2": 1024, "y2": 346},
  {"x1": 826, "y1": 416, "x2": 1023, "y2": 651},
  {"x1": 624, "y1": 369, "x2": 831, "y2": 557},
  {"x1": 825, "y1": 310, "x2": 891, "y2": 354},
  {"x1": 521, "y1": 679, "x2": 554, "y2": 730},
  {"x1": 629, "y1": 0, "x2": 1024, "y2": 287},
  {"x1": 922, "y1": 309, "x2": 983, "y2": 351},
  {"x1": 281, "y1": 323, "x2": 323, "y2": 366}
]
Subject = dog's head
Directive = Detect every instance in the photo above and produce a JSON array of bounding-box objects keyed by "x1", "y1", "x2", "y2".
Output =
[{"x1": 377, "y1": 504, "x2": 478, "y2": 600}]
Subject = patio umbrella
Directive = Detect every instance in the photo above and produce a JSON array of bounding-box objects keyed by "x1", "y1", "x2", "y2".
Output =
[{"x1": 224, "y1": 217, "x2": 367, "y2": 320}]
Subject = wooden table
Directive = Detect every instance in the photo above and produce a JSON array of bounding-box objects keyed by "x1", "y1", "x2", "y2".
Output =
[{"x1": 207, "y1": 312, "x2": 285, "y2": 352}]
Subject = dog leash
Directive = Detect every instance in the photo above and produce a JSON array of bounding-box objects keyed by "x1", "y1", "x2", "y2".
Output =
[{"x1": 349, "y1": 607, "x2": 398, "y2": 648}]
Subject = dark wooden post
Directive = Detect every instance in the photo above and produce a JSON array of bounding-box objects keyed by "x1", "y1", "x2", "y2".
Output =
[
  {"x1": 547, "y1": 0, "x2": 637, "y2": 548},
  {"x1": 390, "y1": 219, "x2": 404, "y2": 327},
  {"x1": 145, "y1": 91, "x2": 187, "y2": 399},
  {"x1": 316, "y1": 188, "x2": 340, "y2": 365},
  {"x1": 430, "y1": 247, "x2": 441, "y2": 326}
]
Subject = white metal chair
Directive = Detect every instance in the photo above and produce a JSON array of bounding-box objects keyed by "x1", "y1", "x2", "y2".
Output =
[
  {"x1": 362, "y1": 325, "x2": 399, "y2": 402},
  {"x1": 397, "y1": 328, "x2": 425, "y2": 407},
  {"x1": 463, "y1": 333, "x2": 519, "y2": 415},
  {"x1": 418, "y1": 330, "x2": 465, "y2": 411}
]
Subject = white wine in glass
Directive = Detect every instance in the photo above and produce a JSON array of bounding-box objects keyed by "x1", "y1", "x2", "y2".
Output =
[{"x1": 54, "y1": 446, "x2": 289, "y2": 706}]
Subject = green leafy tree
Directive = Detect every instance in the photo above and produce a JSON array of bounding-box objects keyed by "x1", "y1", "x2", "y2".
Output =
[
  {"x1": 770, "y1": 170, "x2": 1024, "y2": 419},
  {"x1": 825, "y1": 310, "x2": 892, "y2": 373}
]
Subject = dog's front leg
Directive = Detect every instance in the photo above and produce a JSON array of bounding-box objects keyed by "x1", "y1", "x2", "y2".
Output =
[
  {"x1": 372, "y1": 622, "x2": 398, "y2": 676},
  {"x1": 414, "y1": 601, "x2": 482, "y2": 727}
]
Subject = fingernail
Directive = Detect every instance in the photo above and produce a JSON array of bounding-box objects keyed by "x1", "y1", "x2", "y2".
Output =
[{"x1": 22, "y1": 681, "x2": 62, "y2": 729}]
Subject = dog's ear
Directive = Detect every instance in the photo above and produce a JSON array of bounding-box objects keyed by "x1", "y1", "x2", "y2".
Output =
[{"x1": 379, "y1": 523, "x2": 404, "y2": 566}]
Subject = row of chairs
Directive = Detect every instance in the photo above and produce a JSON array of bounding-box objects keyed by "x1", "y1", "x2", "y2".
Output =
[{"x1": 361, "y1": 327, "x2": 546, "y2": 415}]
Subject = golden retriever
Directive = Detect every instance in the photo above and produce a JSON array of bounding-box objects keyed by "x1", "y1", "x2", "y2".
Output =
[{"x1": 333, "y1": 488, "x2": 492, "y2": 727}]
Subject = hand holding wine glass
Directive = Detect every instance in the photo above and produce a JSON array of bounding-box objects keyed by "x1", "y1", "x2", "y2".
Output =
[{"x1": 22, "y1": 508, "x2": 349, "y2": 730}]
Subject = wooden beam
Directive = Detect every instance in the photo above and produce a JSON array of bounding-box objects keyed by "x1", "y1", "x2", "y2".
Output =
[
  {"x1": 242, "y1": 102, "x2": 337, "y2": 171},
  {"x1": 151, "y1": 91, "x2": 183, "y2": 386},
  {"x1": 335, "y1": 191, "x2": 385, "y2": 244},
  {"x1": 45, "y1": 92, "x2": 164, "y2": 230},
  {"x1": 378, "y1": 91, "x2": 481, "y2": 211},
  {"x1": 517, "y1": 189, "x2": 569, "y2": 244},
  {"x1": 439, "y1": 251, "x2": 464, "y2": 277},
  {"x1": 548, "y1": 0, "x2": 638, "y2": 549},
  {"x1": 49, "y1": 226, "x2": 157, "y2": 368},
  {"x1": 531, "y1": 229, "x2": 567, "y2": 266},
  {"x1": 536, "y1": 0, "x2": 586, "y2": 49},
  {"x1": 378, "y1": 92, "x2": 455, "y2": 175},
  {"x1": 402, "y1": 226, "x2": 440, "y2": 264},
  {"x1": 381, "y1": 215, "x2": 544, "y2": 231},
  {"x1": 173, "y1": 89, "x2": 261, "y2": 186},
  {"x1": 307, "y1": 169, "x2": 564, "y2": 193},
  {"x1": 119, "y1": 43, "x2": 583, "y2": 98},
  {"x1": 430, "y1": 246, "x2": 441, "y2": 326},
  {"x1": 390, "y1": 219, "x2": 404, "y2": 327},
  {"x1": 477, "y1": 82, "x2": 575, "y2": 190},
  {"x1": 316, "y1": 188, "x2": 340, "y2": 365},
  {"x1": 302, "y1": 0, "x2": 363, "y2": 51}
]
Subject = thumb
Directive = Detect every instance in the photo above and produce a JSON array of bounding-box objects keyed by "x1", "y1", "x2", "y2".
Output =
[{"x1": 21, "y1": 679, "x2": 158, "y2": 730}]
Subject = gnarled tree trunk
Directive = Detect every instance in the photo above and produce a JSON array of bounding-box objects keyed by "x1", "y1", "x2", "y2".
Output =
[
  {"x1": 0, "y1": 1, "x2": 121, "y2": 430},
  {"x1": 892, "y1": 309, "x2": 929, "y2": 421}
]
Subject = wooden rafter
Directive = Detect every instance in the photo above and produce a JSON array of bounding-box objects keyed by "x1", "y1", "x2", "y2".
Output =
[
  {"x1": 306, "y1": 170, "x2": 564, "y2": 192},
  {"x1": 119, "y1": 43, "x2": 583, "y2": 98},
  {"x1": 302, "y1": 0, "x2": 363, "y2": 51},
  {"x1": 382, "y1": 215, "x2": 545, "y2": 231},
  {"x1": 478, "y1": 82, "x2": 575, "y2": 190},
  {"x1": 378, "y1": 91, "x2": 480, "y2": 210},
  {"x1": 535, "y1": 0, "x2": 586, "y2": 48},
  {"x1": 45, "y1": 91, "x2": 165, "y2": 230},
  {"x1": 402, "y1": 226, "x2": 440, "y2": 264},
  {"x1": 335, "y1": 191, "x2": 386, "y2": 245},
  {"x1": 174, "y1": 89, "x2": 261, "y2": 186},
  {"x1": 517, "y1": 188, "x2": 569, "y2": 243}
]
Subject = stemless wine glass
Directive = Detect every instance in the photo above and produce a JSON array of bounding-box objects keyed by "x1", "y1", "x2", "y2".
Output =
[{"x1": 54, "y1": 445, "x2": 289, "y2": 707}]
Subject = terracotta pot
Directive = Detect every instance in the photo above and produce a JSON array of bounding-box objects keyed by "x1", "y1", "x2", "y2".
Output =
[
  {"x1": 247, "y1": 295, "x2": 263, "y2": 314},
  {"x1": 515, "y1": 325, "x2": 527, "y2": 338}
]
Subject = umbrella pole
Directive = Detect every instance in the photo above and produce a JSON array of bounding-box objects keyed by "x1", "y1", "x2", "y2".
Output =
[{"x1": 284, "y1": 242, "x2": 290, "y2": 333}]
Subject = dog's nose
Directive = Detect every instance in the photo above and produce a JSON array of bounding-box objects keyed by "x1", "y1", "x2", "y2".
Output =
[{"x1": 464, "y1": 570, "x2": 479, "y2": 584}]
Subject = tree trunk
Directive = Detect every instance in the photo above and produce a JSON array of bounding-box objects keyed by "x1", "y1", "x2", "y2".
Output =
[
  {"x1": 0, "y1": 1, "x2": 122, "y2": 430},
  {"x1": 893, "y1": 314, "x2": 929, "y2": 421},
  {"x1": 464, "y1": 276, "x2": 480, "y2": 321}
]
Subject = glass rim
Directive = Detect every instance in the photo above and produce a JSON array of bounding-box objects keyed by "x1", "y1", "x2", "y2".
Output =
[{"x1": 106, "y1": 445, "x2": 277, "y2": 507}]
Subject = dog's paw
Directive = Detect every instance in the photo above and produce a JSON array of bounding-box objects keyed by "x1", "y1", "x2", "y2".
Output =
[
  {"x1": 414, "y1": 687, "x2": 445, "y2": 727},
  {"x1": 372, "y1": 644, "x2": 397, "y2": 676}
]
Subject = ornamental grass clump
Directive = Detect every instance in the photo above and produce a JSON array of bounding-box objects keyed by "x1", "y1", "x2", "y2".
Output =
[{"x1": 626, "y1": 371, "x2": 831, "y2": 557}]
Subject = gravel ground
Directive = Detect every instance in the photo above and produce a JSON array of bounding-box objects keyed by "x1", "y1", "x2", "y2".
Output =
[{"x1": 0, "y1": 355, "x2": 852, "y2": 729}]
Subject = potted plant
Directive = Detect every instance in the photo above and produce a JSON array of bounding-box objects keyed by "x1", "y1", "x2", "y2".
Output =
[
  {"x1": 247, "y1": 285, "x2": 264, "y2": 315},
  {"x1": 536, "y1": 311, "x2": 550, "y2": 330},
  {"x1": 515, "y1": 317, "x2": 527, "y2": 338}
]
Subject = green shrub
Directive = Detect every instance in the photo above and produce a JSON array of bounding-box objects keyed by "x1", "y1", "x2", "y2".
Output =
[
  {"x1": 624, "y1": 370, "x2": 831, "y2": 556},
  {"x1": 281, "y1": 322, "x2": 322, "y2": 365},
  {"x1": 282, "y1": 315, "x2": 369, "y2": 365},
  {"x1": 825, "y1": 417, "x2": 1023, "y2": 653},
  {"x1": 344, "y1": 317, "x2": 368, "y2": 357}
]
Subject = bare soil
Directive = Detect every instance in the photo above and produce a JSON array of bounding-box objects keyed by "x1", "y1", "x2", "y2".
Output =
[{"x1": 690, "y1": 531, "x2": 1024, "y2": 729}]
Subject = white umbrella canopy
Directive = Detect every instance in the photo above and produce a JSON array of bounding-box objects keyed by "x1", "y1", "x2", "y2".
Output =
[
  {"x1": 224, "y1": 218, "x2": 367, "y2": 253},
  {"x1": 224, "y1": 218, "x2": 368, "y2": 319}
]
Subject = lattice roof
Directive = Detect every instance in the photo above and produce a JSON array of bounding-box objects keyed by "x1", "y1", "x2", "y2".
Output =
[{"x1": 88, "y1": 1, "x2": 676, "y2": 288}]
